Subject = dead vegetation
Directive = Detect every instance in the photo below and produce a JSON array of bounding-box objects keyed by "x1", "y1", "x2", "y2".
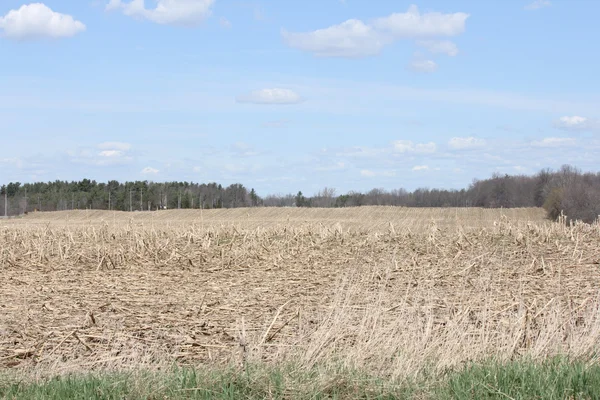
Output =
[{"x1": 1, "y1": 207, "x2": 599, "y2": 380}]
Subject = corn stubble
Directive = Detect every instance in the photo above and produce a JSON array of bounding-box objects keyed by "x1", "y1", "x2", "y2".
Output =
[{"x1": 1, "y1": 207, "x2": 599, "y2": 381}]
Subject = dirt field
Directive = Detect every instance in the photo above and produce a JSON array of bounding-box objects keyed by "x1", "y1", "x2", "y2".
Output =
[{"x1": 1, "y1": 207, "x2": 599, "y2": 379}]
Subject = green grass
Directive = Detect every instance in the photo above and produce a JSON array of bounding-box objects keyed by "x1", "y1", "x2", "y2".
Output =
[
  {"x1": 2, "y1": 358, "x2": 600, "y2": 399},
  {"x1": 436, "y1": 357, "x2": 600, "y2": 400},
  {"x1": 0, "y1": 365, "x2": 410, "y2": 400}
]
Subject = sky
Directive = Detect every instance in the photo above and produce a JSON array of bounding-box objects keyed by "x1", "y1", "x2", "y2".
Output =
[{"x1": 1, "y1": 0, "x2": 599, "y2": 195}]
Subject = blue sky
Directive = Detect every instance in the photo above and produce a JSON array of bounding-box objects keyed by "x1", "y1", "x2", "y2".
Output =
[{"x1": 1, "y1": 0, "x2": 599, "y2": 195}]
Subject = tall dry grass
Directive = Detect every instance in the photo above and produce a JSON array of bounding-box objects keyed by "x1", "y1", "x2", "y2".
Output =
[{"x1": 1, "y1": 208, "x2": 599, "y2": 381}]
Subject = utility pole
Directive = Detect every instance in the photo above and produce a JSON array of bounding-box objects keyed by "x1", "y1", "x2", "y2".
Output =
[
  {"x1": 178, "y1": 191, "x2": 181, "y2": 209},
  {"x1": 24, "y1": 188, "x2": 27, "y2": 214},
  {"x1": 140, "y1": 188, "x2": 143, "y2": 211},
  {"x1": 4, "y1": 191, "x2": 7, "y2": 217},
  {"x1": 129, "y1": 189, "x2": 133, "y2": 212},
  {"x1": 71, "y1": 193, "x2": 74, "y2": 210},
  {"x1": 108, "y1": 191, "x2": 111, "y2": 211}
]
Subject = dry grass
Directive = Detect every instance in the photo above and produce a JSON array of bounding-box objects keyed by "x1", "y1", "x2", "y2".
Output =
[{"x1": 1, "y1": 206, "x2": 599, "y2": 382}]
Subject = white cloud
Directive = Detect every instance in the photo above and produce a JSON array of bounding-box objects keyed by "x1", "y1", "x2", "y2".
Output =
[
  {"x1": 525, "y1": 0, "x2": 551, "y2": 10},
  {"x1": 99, "y1": 150, "x2": 124, "y2": 157},
  {"x1": 106, "y1": 0, "x2": 214, "y2": 26},
  {"x1": 141, "y1": 166, "x2": 159, "y2": 175},
  {"x1": 282, "y1": 5, "x2": 468, "y2": 58},
  {"x1": 282, "y1": 19, "x2": 386, "y2": 58},
  {"x1": 0, "y1": 3, "x2": 86, "y2": 40},
  {"x1": 360, "y1": 169, "x2": 376, "y2": 177},
  {"x1": 531, "y1": 137, "x2": 577, "y2": 147},
  {"x1": 448, "y1": 137, "x2": 486, "y2": 150},
  {"x1": 335, "y1": 146, "x2": 385, "y2": 158},
  {"x1": 372, "y1": 5, "x2": 469, "y2": 38},
  {"x1": 554, "y1": 115, "x2": 596, "y2": 131},
  {"x1": 416, "y1": 40, "x2": 458, "y2": 56},
  {"x1": 409, "y1": 59, "x2": 438, "y2": 73},
  {"x1": 68, "y1": 143, "x2": 133, "y2": 166},
  {"x1": 67, "y1": 141, "x2": 134, "y2": 166},
  {"x1": 412, "y1": 165, "x2": 429, "y2": 171},
  {"x1": 236, "y1": 88, "x2": 303, "y2": 105},
  {"x1": 106, "y1": 0, "x2": 121, "y2": 11},
  {"x1": 0, "y1": 157, "x2": 24, "y2": 169},
  {"x1": 97, "y1": 141, "x2": 132, "y2": 151},
  {"x1": 360, "y1": 169, "x2": 396, "y2": 177},
  {"x1": 393, "y1": 140, "x2": 437, "y2": 153}
]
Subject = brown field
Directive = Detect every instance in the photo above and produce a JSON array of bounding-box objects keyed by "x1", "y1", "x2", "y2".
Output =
[
  {"x1": 7, "y1": 206, "x2": 546, "y2": 231},
  {"x1": 1, "y1": 206, "x2": 599, "y2": 379}
]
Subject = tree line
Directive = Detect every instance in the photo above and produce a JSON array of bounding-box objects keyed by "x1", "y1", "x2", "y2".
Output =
[{"x1": 1, "y1": 165, "x2": 599, "y2": 223}]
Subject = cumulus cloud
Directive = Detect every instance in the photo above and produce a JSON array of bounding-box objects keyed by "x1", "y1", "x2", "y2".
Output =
[
  {"x1": 282, "y1": 5, "x2": 468, "y2": 58},
  {"x1": 409, "y1": 59, "x2": 438, "y2": 73},
  {"x1": 448, "y1": 137, "x2": 486, "y2": 150},
  {"x1": 554, "y1": 116, "x2": 596, "y2": 131},
  {"x1": 106, "y1": 0, "x2": 214, "y2": 26},
  {"x1": 282, "y1": 19, "x2": 386, "y2": 58},
  {"x1": 393, "y1": 140, "x2": 437, "y2": 154},
  {"x1": 525, "y1": 0, "x2": 551, "y2": 10},
  {"x1": 372, "y1": 5, "x2": 469, "y2": 38},
  {"x1": 416, "y1": 40, "x2": 458, "y2": 56},
  {"x1": 531, "y1": 137, "x2": 577, "y2": 147},
  {"x1": 236, "y1": 88, "x2": 303, "y2": 105},
  {"x1": 412, "y1": 165, "x2": 429, "y2": 171},
  {"x1": 0, "y1": 3, "x2": 86, "y2": 40},
  {"x1": 141, "y1": 166, "x2": 159, "y2": 174}
]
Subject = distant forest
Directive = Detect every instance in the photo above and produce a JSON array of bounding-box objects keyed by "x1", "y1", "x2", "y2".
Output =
[{"x1": 1, "y1": 165, "x2": 599, "y2": 223}]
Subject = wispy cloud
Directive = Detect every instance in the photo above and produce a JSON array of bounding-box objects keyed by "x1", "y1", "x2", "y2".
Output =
[
  {"x1": 409, "y1": 59, "x2": 438, "y2": 73},
  {"x1": 360, "y1": 169, "x2": 396, "y2": 177},
  {"x1": 236, "y1": 88, "x2": 303, "y2": 105},
  {"x1": 524, "y1": 0, "x2": 551, "y2": 10},
  {"x1": 141, "y1": 166, "x2": 159, "y2": 175},
  {"x1": 230, "y1": 142, "x2": 261, "y2": 157},
  {"x1": 531, "y1": 137, "x2": 577, "y2": 147},
  {"x1": 393, "y1": 140, "x2": 437, "y2": 154},
  {"x1": 448, "y1": 137, "x2": 486, "y2": 150}
]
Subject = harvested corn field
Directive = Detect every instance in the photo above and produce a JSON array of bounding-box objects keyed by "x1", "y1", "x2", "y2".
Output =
[
  {"x1": 1, "y1": 207, "x2": 599, "y2": 381},
  {"x1": 7, "y1": 206, "x2": 546, "y2": 232}
]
